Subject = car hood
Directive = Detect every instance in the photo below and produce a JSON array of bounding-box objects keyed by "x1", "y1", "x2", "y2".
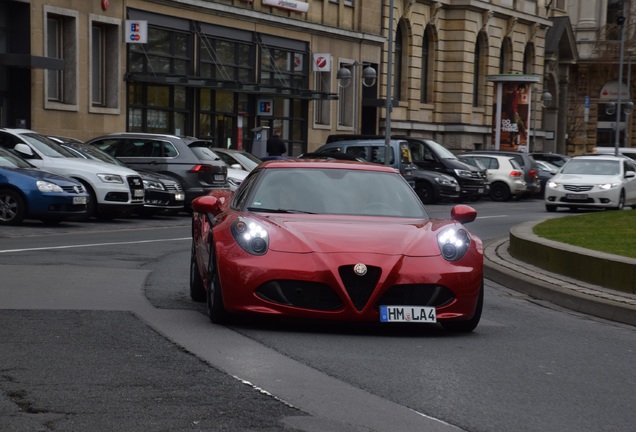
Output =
[
  {"x1": 227, "y1": 168, "x2": 248, "y2": 181},
  {"x1": 0, "y1": 166, "x2": 82, "y2": 186},
  {"x1": 553, "y1": 173, "x2": 621, "y2": 184},
  {"x1": 31, "y1": 157, "x2": 141, "y2": 177},
  {"x1": 262, "y1": 215, "x2": 454, "y2": 256},
  {"x1": 445, "y1": 158, "x2": 482, "y2": 172}
]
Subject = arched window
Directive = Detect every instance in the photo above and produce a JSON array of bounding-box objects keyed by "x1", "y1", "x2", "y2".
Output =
[
  {"x1": 421, "y1": 26, "x2": 434, "y2": 103},
  {"x1": 523, "y1": 43, "x2": 535, "y2": 75},
  {"x1": 393, "y1": 25, "x2": 403, "y2": 101},
  {"x1": 473, "y1": 32, "x2": 487, "y2": 107},
  {"x1": 500, "y1": 37, "x2": 512, "y2": 73}
]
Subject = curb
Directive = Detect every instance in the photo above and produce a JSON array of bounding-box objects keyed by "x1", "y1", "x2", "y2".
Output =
[{"x1": 483, "y1": 237, "x2": 636, "y2": 327}]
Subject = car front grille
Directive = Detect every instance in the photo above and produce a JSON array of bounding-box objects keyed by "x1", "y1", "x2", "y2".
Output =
[
  {"x1": 375, "y1": 284, "x2": 455, "y2": 309},
  {"x1": 127, "y1": 175, "x2": 145, "y2": 203},
  {"x1": 564, "y1": 185, "x2": 593, "y2": 192},
  {"x1": 164, "y1": 182, "x2": 183, "y2": 192},
  {"x1": 338, "y1": 264, "x2": 382, "y2": 311},
  {"x1": 256, "y1": 281, "x2": 343, "y2": 310},
  {"x1": 61, "y1": 185, "x2": 85, "y2": 194}
]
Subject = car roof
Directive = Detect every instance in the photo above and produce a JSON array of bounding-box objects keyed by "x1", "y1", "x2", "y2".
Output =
[{"x1": 260, "y1": 158, "x2": 398, "y2": 172}]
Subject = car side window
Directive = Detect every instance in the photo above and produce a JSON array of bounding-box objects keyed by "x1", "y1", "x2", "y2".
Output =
[
  {"x1": 370, "y1": 146, "x2": 394, "y2": 165},
  {"x1": 345, "y1": 146, "x2": 368, "y2": 160},
  {"x1": 162, "y1": 142, "x2": 178, "y2": 158},
  {"x1": 92, "y1": 139, "x2": 119, "y2": 156}
]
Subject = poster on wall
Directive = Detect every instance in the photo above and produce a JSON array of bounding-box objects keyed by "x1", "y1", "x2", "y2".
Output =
[{"x1": 488, "y1": 74, "x2": 539, "y2": 151}]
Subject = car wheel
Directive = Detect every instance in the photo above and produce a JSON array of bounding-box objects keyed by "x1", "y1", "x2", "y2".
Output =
[
  {"x1": 0, "y1": 189, "x2": 26, "y2": 225},
  {"x1": 206, "y1": 247, "x2": 228, "y2": 324},
  {"x1": 545, "y1": 204, "x2": 557, "y2": 212},
  {"x1": 440, "y1": 280, "x2": 483, "y2": 333},
  {"x1": 490, "y1": 182, "x2": 511, "y2": 201},
  {"x1": 611, "y1": 190, "x2": 626, "y2": 210},
  {"x1": 189, "y1": 240, "x2": 206, "y2": 302},
  {"x1": 415, "y1": 183, "x2": 435, "y2": 204}
]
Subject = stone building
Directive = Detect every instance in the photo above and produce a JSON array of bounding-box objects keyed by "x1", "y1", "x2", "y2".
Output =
[{"x1": 0, "y1": 0, "x2": 581, "y2": 155}]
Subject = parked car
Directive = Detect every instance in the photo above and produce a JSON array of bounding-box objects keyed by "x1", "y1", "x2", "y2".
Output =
[
  {"x1": 189, "y1": 159, "x2": 484, "y2": 332},
  {"x1": 535, "y1": 160, "x2": 560, "y2": 196},
  {"x1": 463, "y1": 150, "x2": 541, "y2": 197},
  {"x1": 590, "y1": 146, "x2": 636, "y2": 161},
  {"x1": 326, "y1": 134, "x2": 489, "y2": 201},
  {"x1": 187, "y1": 146, "x2": 248, "y2": 192},
  {"x1": 458, "y1": 154, "x2": 527, "y2": 201},
  {"x1": 56, "y1": 140, "x2": 185, "y2": 216},
  {"x1": 0, "y1": 147, "x2": 89, "y2": 225},
  {"x1": 545, "y1": 155, "x2": 636, "y2": 211},
  {"x1": 0, "y1": 128, "x2": 144, "y2": 219},
  {"x1": 84, "y1": 133, "x2": 227, "y2": 208},
  {"x1": 530, "y1": 152, "x2": 571, "y2": 167},
  {"x1": 314, "y1": 138, "x2": 461, "y2": 204},
  {"x1": 209, "y1": 147, "x2": 262, "y2": 172}
]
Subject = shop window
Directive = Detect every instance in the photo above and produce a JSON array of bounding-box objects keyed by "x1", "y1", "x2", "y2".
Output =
[
  {"x1": 200, "y1": 37, "x2": 254, "y2": 83},
  {"x1": 261, "y1": 47, "x2": 306, "y2": 90},
  {"x1": 128, "y1": 27, "x2": 191, "y2": 75},
  {"x1": 90, "y1": 16, "x2": 120, "y2": 113},
  {"x1": 44, "y1": 7, "x2": 78, "y2": 110}
]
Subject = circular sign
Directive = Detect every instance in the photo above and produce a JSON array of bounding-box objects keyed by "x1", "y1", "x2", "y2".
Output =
[
  {"x1": 102, "y1": 0, "x2": 109, "y2": 11},
  {"x1": 315, "y1": 56, "x2": 327, "y2": 69}
]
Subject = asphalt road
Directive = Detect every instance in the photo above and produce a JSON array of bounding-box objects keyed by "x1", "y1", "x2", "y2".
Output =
[{"x1": 2, "y1": 201, "x2": 636, "y2": 431}]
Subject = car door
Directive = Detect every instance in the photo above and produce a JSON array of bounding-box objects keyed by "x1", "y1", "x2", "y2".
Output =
[{"x1": 623, "y1": 159, "x2": 636, "y2": 204}]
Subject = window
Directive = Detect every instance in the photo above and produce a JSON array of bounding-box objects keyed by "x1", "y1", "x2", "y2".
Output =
[
  {"x1": 473, "y1": 32, "x2": 487, "y2": 107},
  {"x1": 44, "y1": 7, "x2": 78, "y2": 110},
  {"x1": 337, "y1": 62, "x2": 354, "y2": 128},
  {"x1": 523, "y1": 43, "x2": 535, "y2": 75},
  {"x1": 129, "y1": 27, "x2": 192, "y2": 75},
  {"x1": 606, "y1": 0, "x2": 623, "y2": 40},
  {"x1": 314, "y1": 71, "x2": 331, "y2": 126},
  {"x1": 199, "y1": 37, "x2": 254, "y2": 83},
  {"x1": 421, "y1": 26, "x2": 434, "y2": 103},
  {"x1": 500, "y1": 37, "x2": 512, "y2": 74},
  {"x1": 90, "y1": 15, "x2": 120, "y2": 113}
]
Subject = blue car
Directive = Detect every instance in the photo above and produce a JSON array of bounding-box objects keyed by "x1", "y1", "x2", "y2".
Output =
[{"x1": 0, "y1": 148, "x2": 89, "y2": 225}]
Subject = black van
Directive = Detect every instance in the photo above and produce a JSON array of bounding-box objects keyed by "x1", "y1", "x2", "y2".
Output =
[{"x1": 325, "y1": 134, "x2": 489, "y2": 201}]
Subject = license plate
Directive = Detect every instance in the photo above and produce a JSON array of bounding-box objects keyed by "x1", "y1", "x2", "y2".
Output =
[
  {"x1": 174, "y1": 193, "x2": 185, "y2": 201},
  {"x1": 73, "y1": 196, "x2": 87, "y2": 205},
  {"x1": 566, "y1": 193, "x2": 588, "y2": 200},
  {"x1": 380, "y1": 306, "x2": 436, "y2": 323},
  {"x1": 214, "y1": 174, "x2": 225, "y2": 181},
  {"x1": 134, "y1": 189, "x2": 144, "y2": 197}
]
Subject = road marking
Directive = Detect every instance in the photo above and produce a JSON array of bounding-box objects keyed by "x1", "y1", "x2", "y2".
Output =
[
  {"x1": 0, "y1": 237, "x2": 190, "y2": 254},
  {"x1": 477, "y1": 215, "x2": 508, "y2": 219}
]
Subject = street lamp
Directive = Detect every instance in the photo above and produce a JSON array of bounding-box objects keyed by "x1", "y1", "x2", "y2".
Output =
[
  {"x1": 384, "y1": 0, "x2": 395, "y2": 166},
  {"x1": 614, "y1": 1, "x2": 628, "y2": 155},
  {"x1": 337, "y1": 62, "x2": 377, "y2": 135},
  {"x1": 530, "y1": 88, "x2": 552, "y2": 153}
]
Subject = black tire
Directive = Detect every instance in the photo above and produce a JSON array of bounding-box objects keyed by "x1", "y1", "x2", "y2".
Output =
[
  {"x1": 440, "y1": 280, "x2": 483, "y2": 333},
  {"x1": 206, "y1": 246, "x2": 228, "y2": 324},
  {"x1": 0, "y1": 189, "x2": 26, "y2": 225},
  {"x1": 611, "y1": 190, "x2": 625, "y2": 210},
  {"x1": 545, "y1": 204, "x2": 557, "y2": 212},
  {"x1": 189, "y1": 240, "x2": 206, "y2": 302},
  {"x1": 416, "y1": 183, "x2": 435, "y2": 204},
  {"x1": 490, "y1": 182, "x2": 511, "y2": 202}
]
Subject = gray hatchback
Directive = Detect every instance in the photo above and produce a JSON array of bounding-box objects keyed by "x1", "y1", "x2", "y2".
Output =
[{"x1": 85, "y1": 133, "x2": 227, "y2": 208}]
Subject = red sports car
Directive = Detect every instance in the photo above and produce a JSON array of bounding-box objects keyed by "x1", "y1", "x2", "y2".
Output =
[{"x1": 190, "y1": 159, "x2": 484, "y2": 332}]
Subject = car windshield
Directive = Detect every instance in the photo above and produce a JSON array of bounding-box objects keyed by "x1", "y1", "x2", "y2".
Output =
[
  {"x1": 426, "y1": 140, "x2": 457, "y2": 160},
  {"x1": 245, "y1": 167, "x2": 428, "y2": 218},
  {"x1": 561, "y1": 159, "x2": 621, "y2": 175},
  {"x1": 68, "y1": 144, "x2": 126, "y2": 166},
  {"x1": 21, "y1": 133, "x2": 76, "y2": 158},
  {"x1": 0, "y1": 148, "x2": 33, "y2": 168}
]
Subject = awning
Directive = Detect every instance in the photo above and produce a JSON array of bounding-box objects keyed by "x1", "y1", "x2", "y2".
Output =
[
  {"x1": 0, "y1": 54, "x2": 64, "y2": 70},
  {"x1": 124, "y1": 72, "x2": 338, "y2": 100}
]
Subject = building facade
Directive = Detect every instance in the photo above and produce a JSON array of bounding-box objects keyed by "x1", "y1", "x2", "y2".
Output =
[{"x1": 1, "y1": 0, "x2": 581, "y2": 155}]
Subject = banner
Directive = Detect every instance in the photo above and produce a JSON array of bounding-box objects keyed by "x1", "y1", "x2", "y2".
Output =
[{"x1": 493, "y1": 82, "x2": 530, "y2": 151}]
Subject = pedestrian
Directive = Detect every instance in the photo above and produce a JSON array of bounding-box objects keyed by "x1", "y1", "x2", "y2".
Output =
[{"x1": 267, "y1": 131, "x2": 287, "y2": 157}]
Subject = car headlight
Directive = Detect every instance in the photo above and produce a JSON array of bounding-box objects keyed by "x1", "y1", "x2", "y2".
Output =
[
  {"x1": 435, "y1": 176, "x2": 457, "y2": 186},
  {"x1": 547, "y1": 180, "x2": 559, "y2": 189},
  {"x1": 598, "y1": 182, "x2": 619, "y2": 190},
  {"x1": 36, "y1": 181, "x2": 64, "y2": 193},
  {"x1": 231, "y1": 217, "x2": 269, "y2": 255},
  {"x1": 437, "y1": 226, "x2": 470, "y2": 261},
  {"x1": 143, "y1": 179, "x2": 165, "y2": 190},
  {"x1": 454, "y1": 168, "x2": 472, "y2": 178},
  {"x1": 97, "y1": 173, "x2": 124, "y2": 184}
]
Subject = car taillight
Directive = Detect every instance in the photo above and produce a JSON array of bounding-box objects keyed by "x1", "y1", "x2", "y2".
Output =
[
  {"x1": 188, "y1": 164, "x2": 213, "y2": 173},
  {"x1": 510, "y1": 170, "x2": 523, "y2": 177},
  {"x1": 529, "y1": 169, "x2": 538, "y2": 178}
]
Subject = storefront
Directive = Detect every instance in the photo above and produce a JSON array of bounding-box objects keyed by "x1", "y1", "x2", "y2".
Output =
[{"x1": 124, "y1": 9, "x2": 333, "y2": 156}]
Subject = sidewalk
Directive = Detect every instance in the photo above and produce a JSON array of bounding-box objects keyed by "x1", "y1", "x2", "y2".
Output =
[{"x1": 484, "y1": 236, "x2": 636, "y2": 327}]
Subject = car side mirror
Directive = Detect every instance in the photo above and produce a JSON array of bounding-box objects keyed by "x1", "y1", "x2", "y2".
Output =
[
  {"x1": 14, "y1": 143, "x2": 34, "y2": 158},
  {"x1": 230, "y1": 163, "x2": 243, "y2": 170},
  {"x1": 451, "y1": 204, "x2": 477, "y2": 224},
  {"x1": 625, "y1": 171, "x2": 636, "y2": 178}
]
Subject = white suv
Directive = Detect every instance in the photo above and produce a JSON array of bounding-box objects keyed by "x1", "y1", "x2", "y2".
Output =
[
  {"x1": 0, "y1": 129, "x2": 144, "y2": 219},
  {"x1": 458, "y1": 154, "x2": 527, "y2": 201}
]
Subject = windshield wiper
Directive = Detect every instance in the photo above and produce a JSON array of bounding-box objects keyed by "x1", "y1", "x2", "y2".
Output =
[{"x1": 247, "y1": 207, "x2": 316, "y2": 214}]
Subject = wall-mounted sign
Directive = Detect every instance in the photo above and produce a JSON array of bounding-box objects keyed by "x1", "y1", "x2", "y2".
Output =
[
  {"x1": 262, "y1": 0, "x2": 309, "y2": 13},
  {"x1": 257, "y1": 99, "x2": 273, "y2": 116},
  {"x1": 125, "y1": 20, "x2": 148, "y2": 44},
  {"x1": 313, "y1": 53, "x2": 331, "y2": 72}
]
